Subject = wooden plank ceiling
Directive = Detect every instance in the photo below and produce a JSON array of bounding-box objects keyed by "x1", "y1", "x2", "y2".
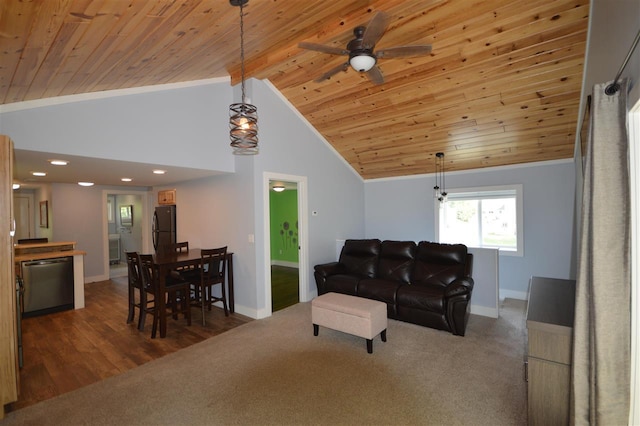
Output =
[{"x1": 0, "y1": 0, "x2": 589, "y2": 179}]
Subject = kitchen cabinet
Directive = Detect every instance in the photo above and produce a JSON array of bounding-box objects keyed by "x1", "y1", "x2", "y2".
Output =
[
  {"x1": 158, "y1": 189, "x2": 176, "y2": 205},
  {"x1": 0, "y1": 135, "x2": 19, "y2": 418},
  {"x1": 526, "y1": 276, "x2": 575, "y2": 426}
]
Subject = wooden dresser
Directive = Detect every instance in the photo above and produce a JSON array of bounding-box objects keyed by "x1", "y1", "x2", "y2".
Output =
[{"x1": 526, "y1": 276, "x2": 576, "y2": 425}]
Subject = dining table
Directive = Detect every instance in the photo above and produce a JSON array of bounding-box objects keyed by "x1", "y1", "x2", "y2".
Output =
[{"x1": 152, "y1": 248, "x2": 234, "y2": 338}]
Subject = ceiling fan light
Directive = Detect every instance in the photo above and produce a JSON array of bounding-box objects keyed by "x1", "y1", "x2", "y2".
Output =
[{"x1": 349, "y1": 54, "x2": 376, "y2": 72}]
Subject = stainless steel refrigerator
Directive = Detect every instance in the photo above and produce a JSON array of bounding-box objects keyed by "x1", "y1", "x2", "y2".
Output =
[{"x1": 152, "y1": 205, "x2": 176, "y2": 253}]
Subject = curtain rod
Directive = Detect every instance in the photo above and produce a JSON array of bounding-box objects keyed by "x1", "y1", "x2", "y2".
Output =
[{"x1": 605, "y1": 28, "x2": 640, "y2": 95}]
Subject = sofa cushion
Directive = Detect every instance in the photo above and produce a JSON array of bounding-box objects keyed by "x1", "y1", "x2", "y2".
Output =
[
  {"x1": 357, "y1": 278, "x2": 403, "y2": 306},
  {"x1": 324, "y1": 274, "x2": 361, "y2": 296},
  {"x1": 396, "y1": 284, "x2": 445, "y2": 313},
  {"x1": 411, "y1": 241, "x2": 467, "y2": 287},
  {"x1": 377, "y1": 240, "x2": 416, "y2": 284},
  {"x1": 339, "y1": 239, "x2": 381, "y2": 278}
]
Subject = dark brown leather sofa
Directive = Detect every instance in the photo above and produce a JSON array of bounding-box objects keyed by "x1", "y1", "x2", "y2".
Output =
[{"x1": 314, "y1": 239, "x2": 474, "y2": 336}]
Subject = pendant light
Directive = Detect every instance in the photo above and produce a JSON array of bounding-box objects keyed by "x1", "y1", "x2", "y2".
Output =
[
  {"x1": 229, "y1": 0, "x2": 258, "y2": 155},
  {"x1": 434, "y1": 152, "x2": 447, "y2": 204}
]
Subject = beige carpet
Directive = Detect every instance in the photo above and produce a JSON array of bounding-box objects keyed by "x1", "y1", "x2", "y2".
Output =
[{"x1": 3, "y1": 299, "x2": 528, "y2": 425}]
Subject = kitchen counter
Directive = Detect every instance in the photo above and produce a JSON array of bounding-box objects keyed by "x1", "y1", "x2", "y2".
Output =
[
  {"x1": 14, "y1": 241, "x2": 86, "y2": 310},
  {"x1": 15, "y1": 249, "x2": 86, "y2": 263}
]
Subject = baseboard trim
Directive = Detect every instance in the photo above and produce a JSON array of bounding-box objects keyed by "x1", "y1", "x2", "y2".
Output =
[
  {"x1": 270, "y1": 260, "x2": 299, "y2": 268},
  {"x1": 471, "y1": 304, "x2": 499, "y2": 318},
  {"x1": 499, "y1": 289, "x2": 528, "y2": 301}
]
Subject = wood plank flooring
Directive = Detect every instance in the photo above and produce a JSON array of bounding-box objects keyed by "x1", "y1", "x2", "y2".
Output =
[
  {"x1": 271, "y1": 266, "x2": 299, "y2": 312},
  {"x1": 8, "y1": 276, "x2": 252, "y2": 413}
]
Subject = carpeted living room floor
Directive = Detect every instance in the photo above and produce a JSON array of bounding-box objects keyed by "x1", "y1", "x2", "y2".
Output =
[{"x1": 3, "y1": 298, "x2": 528, "y2": 425}]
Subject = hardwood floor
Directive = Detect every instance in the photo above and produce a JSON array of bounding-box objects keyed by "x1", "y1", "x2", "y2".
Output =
[
  {"x1": 8, "y1": 276, "x2": 252, "y2": 413},
  {"x1": 271, "y1": 266, "x2": 299, "y2": 312}
]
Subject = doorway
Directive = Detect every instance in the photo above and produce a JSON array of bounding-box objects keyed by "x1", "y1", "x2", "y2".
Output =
[
  {"x1": 13, "y1": 192, "x2": 35, "y2": 241},
  {"x1": 104, "y1": 190, "x2": 148, "y2": 279},
  {"x1": 269, "y1": 181, "x2": 299, "y2": 311},
  {"x1": 263, "y1": 172, "x2": 309, "y2": 315}
]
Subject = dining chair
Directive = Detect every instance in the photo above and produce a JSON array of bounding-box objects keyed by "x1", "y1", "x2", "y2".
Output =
[
  {"x1": 190, "y1": 247, "x2": 228, "y2": 326},
  {"x1": 125, "y1": 251, "x2": 146, "y2": 328},
  {"x1": 167, "y1": 241, "x2": 198, "y2": 279},
  {"x1": 167, "y1": 241, "x2": 189, "y2": 252},
  {"x1": 139, "y1": 254, "x2": 192, "y2": 338}
]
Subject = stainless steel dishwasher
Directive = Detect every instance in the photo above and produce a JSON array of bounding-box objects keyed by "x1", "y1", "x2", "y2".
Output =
[{"x1": 21, "y1": 256, "x2": 74, "y2": 317}]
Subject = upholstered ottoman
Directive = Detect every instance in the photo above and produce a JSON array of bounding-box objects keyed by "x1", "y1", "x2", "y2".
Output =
[{"x1": 312, "y1": 292, "x2": 387, "y2": 354}]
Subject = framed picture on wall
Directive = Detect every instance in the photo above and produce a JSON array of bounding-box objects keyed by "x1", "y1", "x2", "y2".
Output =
[{"x1": 39, "y1": 200, "x2": 48, "y2": 228}]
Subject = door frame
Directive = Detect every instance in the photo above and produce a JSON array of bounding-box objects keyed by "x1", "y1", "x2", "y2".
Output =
[
  {"x1": 13, "y1": 192, "x2": 35, "y2": 240},
  {"x1": 262, "y1": 172, "x2": 309, "y2": 315},
  {"x1": 102, "y1": 189, "x2": 150, "y2": 281}
]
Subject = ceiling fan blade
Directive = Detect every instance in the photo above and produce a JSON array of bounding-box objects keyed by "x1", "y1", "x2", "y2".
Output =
[
  {"x1": 298, "y1": 42, "x2": 349, "y2": 56},
  {"x1": 314, "y1": 62, "x2": 350, "y2": 82},
  {"x1": 362, "y1": 11, "x2": 391, "y2": 49},
  {"x1": 366, "y1": 65, "x2": 384, "y2": 85},
  {"x1": 376, "y1": 45, "x2": 432, "y2": 59}
]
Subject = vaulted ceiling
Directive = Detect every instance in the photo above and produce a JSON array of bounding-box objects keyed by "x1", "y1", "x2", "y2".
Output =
[{"x1": 1, "y1": 0, "x2": 589, "y2": 180}]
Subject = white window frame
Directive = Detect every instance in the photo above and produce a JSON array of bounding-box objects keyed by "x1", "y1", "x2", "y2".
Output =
[{"x1": 435, "y1": 184, "x2": 524, "y2": 257}]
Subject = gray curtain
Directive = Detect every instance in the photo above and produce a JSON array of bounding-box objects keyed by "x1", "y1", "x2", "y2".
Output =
[{"x1": 571, "y1": 79, "x2": 630, "y2": 424}]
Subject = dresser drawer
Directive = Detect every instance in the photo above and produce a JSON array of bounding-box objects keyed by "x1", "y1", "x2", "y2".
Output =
[{"x1": 527, "y1": 324, "x2": 572, "y2": 365}]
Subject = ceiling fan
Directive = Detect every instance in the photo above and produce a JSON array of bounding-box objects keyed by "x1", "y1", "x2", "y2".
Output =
[{"x1": 298, "y1": 11, "x2": 432, "y2": 85}]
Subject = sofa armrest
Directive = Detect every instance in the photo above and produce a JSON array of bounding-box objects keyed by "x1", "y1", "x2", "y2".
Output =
[
  {"x1": 444, "y1": 277, "x2": 475, "y2": 298},
  {"x1": 314, "y1": 262, "x2": 344, "y2": 278},
  {"x1": 314, "y1": 262, "x2": 346, "y2": 295}
]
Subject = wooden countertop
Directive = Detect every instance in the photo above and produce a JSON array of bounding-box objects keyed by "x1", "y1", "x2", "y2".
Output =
[
  {"x1": 15, "y1": 250, "x2": 86, "y2": 263},
  {"x1": 14, "y1": 241, "x2": 85, "y2": 263}
]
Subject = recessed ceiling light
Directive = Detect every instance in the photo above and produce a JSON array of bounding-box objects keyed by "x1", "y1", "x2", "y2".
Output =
[
  {"x1": 49, "y1": 159, "x2": 68, "y2": 166},
  {"x1": 153, "y1": 170, "x2": 166, "y2": 175},
  {"x1": 31, "y1": 171, "x2": 46, "y2": 177},
  {"x1": 78, "y1": 182, "x2": 94, "y2": 187},
  {"x1": 121, "y1": 178, "x2": 132, "y2": 182}
]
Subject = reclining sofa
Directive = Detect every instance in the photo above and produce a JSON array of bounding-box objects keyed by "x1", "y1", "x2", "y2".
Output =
[{"x1": 314, "y1": 239, "x2": 474, "y2": 336}]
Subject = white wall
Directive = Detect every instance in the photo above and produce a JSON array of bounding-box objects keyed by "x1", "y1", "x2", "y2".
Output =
[
  {"x1": 1, "y1": 78, "x2": 580, "y2": 312},
  {"x1": 581, "y1": 0, "x2": 640, "y2": 107},
  {"x1": 365, "y1": 159, "x2": 576, "y2": 299},
  {"x1": 468, "y1": 247, "x2": 500, "y2": 317},
  {"x1": 171, "y1": 80, "x2": 366, "y2": 317},
  {"x1": 1, "y1": 78, "x2": 366, "y2": 317},
  {"x1": 0, "y1": 80, "x2": 234, "y2": 173},
  {"x1": 50, "y1": 183, "x2": 149, "y2": 281},
  {"x1": 251, "y1": 81, "x2": 365, "y2": 311}
]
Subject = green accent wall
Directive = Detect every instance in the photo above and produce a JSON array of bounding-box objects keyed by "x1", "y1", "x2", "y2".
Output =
[{"x1": 269, "y1": 190, "x2": 298, "y2": 263}]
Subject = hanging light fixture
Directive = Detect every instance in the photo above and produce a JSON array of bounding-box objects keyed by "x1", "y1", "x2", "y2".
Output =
[
  {"x1": 229, "y1": 0, "x2": 258, "y2": 155},
  {"x1": 434, "y1": 152, "x2": 447, "y2": 204}
]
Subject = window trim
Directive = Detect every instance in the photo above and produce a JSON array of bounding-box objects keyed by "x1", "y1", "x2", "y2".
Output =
[{"x1": 435, "y1": 184, "x2": 524, "y2": 257}]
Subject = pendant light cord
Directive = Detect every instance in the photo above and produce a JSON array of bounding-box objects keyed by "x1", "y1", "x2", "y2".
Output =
[{"x1": 239, "y1": 1, "x2": 246, "y2": 104}]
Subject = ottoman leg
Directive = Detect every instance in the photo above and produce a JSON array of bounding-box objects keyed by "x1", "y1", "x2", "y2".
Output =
[
  {"x1": 381, "y1": 329, "x2": 387, "y2": 342},
  {"x1": 313, "y1": 324, "x2": 319, "y2": 336},
  {"x1": 366, "y1": 339, "x2": 373, "y2": 354}
]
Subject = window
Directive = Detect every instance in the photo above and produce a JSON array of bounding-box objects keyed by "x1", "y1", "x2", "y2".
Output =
[{"x1": 436, "y1": 184, "x2": 523, "y2": 256}]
